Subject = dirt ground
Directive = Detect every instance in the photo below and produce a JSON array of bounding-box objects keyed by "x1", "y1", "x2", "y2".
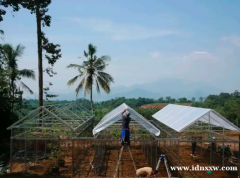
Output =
[
  {"x1": 7, "y1": 141, "x2": 171, "y2": 177},
  {"x1": 5, "y1": 138, "x2": 240, "y2": 178},
  {"x1": 179, "y1": 145, "x2": 237, "y2": 178}
]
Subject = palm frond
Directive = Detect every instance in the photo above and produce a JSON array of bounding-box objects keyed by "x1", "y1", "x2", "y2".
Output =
[
  {"x1": 2, "y1": 44, "x2": 17, "y2": 69},
  {"x1": 101, "y1": 55, "x2": 111, "y2": 62},
  {"x1": 13, "y1": 44, "x2": 25, "y2": 60},
  {"x1": 98, "y1": 71, "x2": 114, "y2": 84},
  {"x1": 67, "y1": 74, "x2": 82, "y2": 86},
  {"x1": 19, "y1": 69, "x2": 36, "y2": 80},
  {"x1": 66, "y1": 64, "x2": 82, "y2": 69},
  {"x1": 96, "y1": 76, "x2": 110, "y2": 93},
  {"x1": 76, "y1": 76, "x2": 86, "y2": 96},
  {"x1": 84, "y1": 50, "x2": 88, "y2": 58},
  {"x1": 96, "y1": 64, "x2": 106, "y2": 71},
  {"x1": 82, "y1": 61, "x2": 90, "y2": 68},
  {"x1": 20, "y1": 81, "x2": 34, "y2": 94},
  {"x1": 88, "y1": 44, "x2": 97, "y2": 57},
  {"x1": 95, "y1": 79, "x2": 100, "y2": 93},
  {"x1": 93, "y1": 58, "x2": 104, "y2": 67},
  {"x1": 84, "y1": 75, "x2": 93, "y2": 96}
]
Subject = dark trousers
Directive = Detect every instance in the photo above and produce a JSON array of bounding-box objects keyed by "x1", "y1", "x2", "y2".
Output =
[
  {"x1": 120, "y1": 130, "x2": 130, "y2": 145},
  {"x1": 192, "y1": 142, "x2": 197, "y2": 154}
]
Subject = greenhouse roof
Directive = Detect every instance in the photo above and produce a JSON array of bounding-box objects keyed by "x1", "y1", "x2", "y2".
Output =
[
  {"x1": 152, "y1": 104, "x2": 240, "y2": 132},
  {"x1": 93, "y1": 103, "x2": 160, "y2": 136},
  {"x1": 7, "y1": 102, "x2": 94, "y2": 139}
]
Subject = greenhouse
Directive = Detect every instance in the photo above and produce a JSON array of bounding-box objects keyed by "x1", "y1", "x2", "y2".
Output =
[
  {"x1": 93, "y1": 103, "x2": 160, "y2": 137},
  {"x1": 7, "y1": 102, "x2": 95, "y2": 140},
  {"x1": 151, "y1": 104, "x2": 240, "y2": 177},
  {"x1": 152, "y1": 104, "x2": 240, "y2": 133},
  {"x1": 6, "y1": 103, "x2": 240, "y2": 177}
]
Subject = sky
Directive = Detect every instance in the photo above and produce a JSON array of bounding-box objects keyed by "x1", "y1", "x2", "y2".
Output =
[{"x1": 1, "y1": 0, "x2": 240, "y2": 99}]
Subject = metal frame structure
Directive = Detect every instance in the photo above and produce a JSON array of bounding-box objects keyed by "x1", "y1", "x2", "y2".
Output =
[
  {"x1": 7, "y1": 102, "x2": 240, "y2": 178},
  {"x1": 7, "y1": 102, "x2": 95, "y2": 177},
  {"x1": 151, "y1": 108, "x2": 240, "y2": 178},
  {"x1": 8, "y1": 102, "x2": 94, "y2": 140}
]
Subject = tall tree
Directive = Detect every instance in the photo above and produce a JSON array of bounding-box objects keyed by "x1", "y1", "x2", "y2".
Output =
[
  {"x1": 178, "y1": 97, "x2": 187, "y2": 103},
  {"x1": 67, "y1": 44, "x2": 114, "y2": 112},
  {"x1": 157, "y1": 97, "x2": 164, "y2": 103},
  {"x1": 232, "y1": 90, "x2": 240, "y2": 98},
  {"x1": 192, "y1": 97, "x2": 195, "y2": 103},
  {"x1": 165, "y1": 96, "x2": 171, "y2": 103},
  {"x1": 199, "y1": 97, "x2": 203, "y2": 103},
  {"x1": 2, "y1": 44, "x2": 35, "y2": 97},
  {"x1": 1, "y1": 0, "x2": 61, "y2": 107}
]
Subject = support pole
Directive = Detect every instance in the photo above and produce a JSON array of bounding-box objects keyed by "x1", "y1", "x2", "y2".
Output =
[
  {"x1": 222, "y1": 127, "x2": 225, "y2": 166},
  {"x1": 10, "y1": 130, "x2": 13, "y2": 173},
  {"x1": 164, "y1": 140, "x2": 166, "y2": 153},
  {"x1": 147, "y1": 142, "x2": 149, "y2": 165},
  {"x1": 239, "y1": 133, "x2": 240, "y2": 155},
  {"x1": 151, "y1": 141, "x2": 153, "y2": 167},
  {"x1": 114, "y1": 146, "x2": 124, "y2": 178},
  {"x1": 164, "y1": 156, "x2": 171, "y2": 177},
  {"x1": 128, "y1": 146, "x2": 136, "y2": 172},
  {"x1": 44, "y1": 140, "x2": 46, "y2": 154},
  {"x1": 210, "y1": 138, "x2": 212, "y2": 164},
  {"x1": 24, "y1": 130, "x2": 27, "y2": 172},
  {"x1": 72, "y1": 139, "x2": 74, "y2": 178},
  {"x1": 155, "y1": 141, "x2": 157, "y2": 169},
  {"x1": 35, "y1": 140, "x2": 37, "y2": 164},
  {"x1": 238, "y1": 133, "x2": 240, "y2": 177},
  {"x1": 178, "y1": 140, "x2": 180, "y2": 178}
]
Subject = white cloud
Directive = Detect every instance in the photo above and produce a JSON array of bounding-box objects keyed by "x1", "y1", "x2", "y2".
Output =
[
  {"x1": 222, "y1": 36, "x2": 240, "y2": 46},
  {"x1": 150, "y1": 51, "x2": 160, "y2": 58},
  {"x1": 172, "y1": 51, "x2": 222, "y2": 82},
  {"x1": 182, "y1": 51, "x2": 216, "y2": 61},
  {"x1": 193, "y1": 51, "x2": 208, "y2": 54},
  {"x1": 65, "y1": 18, "x2": 179, "y2": 41}
]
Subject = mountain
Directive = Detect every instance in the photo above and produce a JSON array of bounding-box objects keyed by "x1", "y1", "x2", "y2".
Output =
[
  {"x1": 102, "y1": 88, "x2": 160, "y2": 100},
  {"x1": 55, "y1": 78, "x2": 223, "y2": 101}
]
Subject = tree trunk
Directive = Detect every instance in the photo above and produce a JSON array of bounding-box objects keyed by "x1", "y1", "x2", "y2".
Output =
[
  {"x1": 90, "y1": 85, "x2": 94, "y2": 113},
  {"x1": 11, "y1": 80, "x2": 14, "y2": 117},
  {"x1": 36, "y1": 2, "x2": 43, "y2": 107}
]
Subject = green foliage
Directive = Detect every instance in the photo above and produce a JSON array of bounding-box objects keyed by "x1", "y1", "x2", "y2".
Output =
[
  {"x1": 192, "y1": 90, "x2": 240, "y2": 125},
  {"x1": 67, "y1": 44, "x2": 114, "y2": 112},
  {"x1": 135, "y1": 107, "x2": 159, "y2": 120},
  {"x1": 1, "y1": 0, "x2": 61, "y2": 105},
  {"x1": 1, "y1": 43, "x2": 36, "y2": 95}
]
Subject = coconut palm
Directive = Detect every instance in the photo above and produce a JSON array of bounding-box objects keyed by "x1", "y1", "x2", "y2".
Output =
[
  {"x1": 2, "y1": 44, "x2": 36, "y2": 97},
  {"x1": 67, "y1": 44, "x2": 114, "y2": 112}
]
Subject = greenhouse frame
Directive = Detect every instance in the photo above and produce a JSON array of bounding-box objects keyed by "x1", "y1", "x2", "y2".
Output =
[{"x1": 6, "y1": 102, "x2": 240, "y2": 177}]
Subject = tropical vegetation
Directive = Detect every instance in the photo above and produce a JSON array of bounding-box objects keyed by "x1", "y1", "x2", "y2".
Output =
[{"x1": 67, "y1": 43, "x2": 114, "y2": 112}]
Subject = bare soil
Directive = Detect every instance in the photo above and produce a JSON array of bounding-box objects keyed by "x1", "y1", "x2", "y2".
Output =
[{"x1": 5, "y1": 140, "x2": 239, "y2": 177}]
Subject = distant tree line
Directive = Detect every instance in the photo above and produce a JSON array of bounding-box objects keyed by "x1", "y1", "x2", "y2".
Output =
[{"x1": 192, "y1": 90, "x2": 240, "y2": 125}]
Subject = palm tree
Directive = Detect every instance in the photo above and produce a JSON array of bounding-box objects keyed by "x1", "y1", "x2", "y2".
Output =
[
  {"x1": 67, "y1": 44, "x2": 114, "y2": 112},
  {"x1": 2, "y1": 44, "x2": 36, "y2": 97}
]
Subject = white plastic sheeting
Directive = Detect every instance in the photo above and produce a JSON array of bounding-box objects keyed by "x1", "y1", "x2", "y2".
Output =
[
  {"x1": 152, "y1": 104, "x2": 240, "y2": 132},
  {"x1": 93, "y1": 103, "x2": 160, "y2": 136}
]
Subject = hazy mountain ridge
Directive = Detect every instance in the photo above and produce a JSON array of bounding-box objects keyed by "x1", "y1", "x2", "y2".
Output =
[{"x1": 55, "y1": 78, "x2": 222, "y2": 101}]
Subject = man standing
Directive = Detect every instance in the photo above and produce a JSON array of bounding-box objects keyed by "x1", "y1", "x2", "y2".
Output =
[
  {"x1": 120, "y1": 108, "x2": 131, "y2": 146},
  {"x1": 136, "y1": 167, "x2": 158, "y2": 177},
  {"x1": 191, "y1": 136, "x2": 197, "y2": 156}
]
